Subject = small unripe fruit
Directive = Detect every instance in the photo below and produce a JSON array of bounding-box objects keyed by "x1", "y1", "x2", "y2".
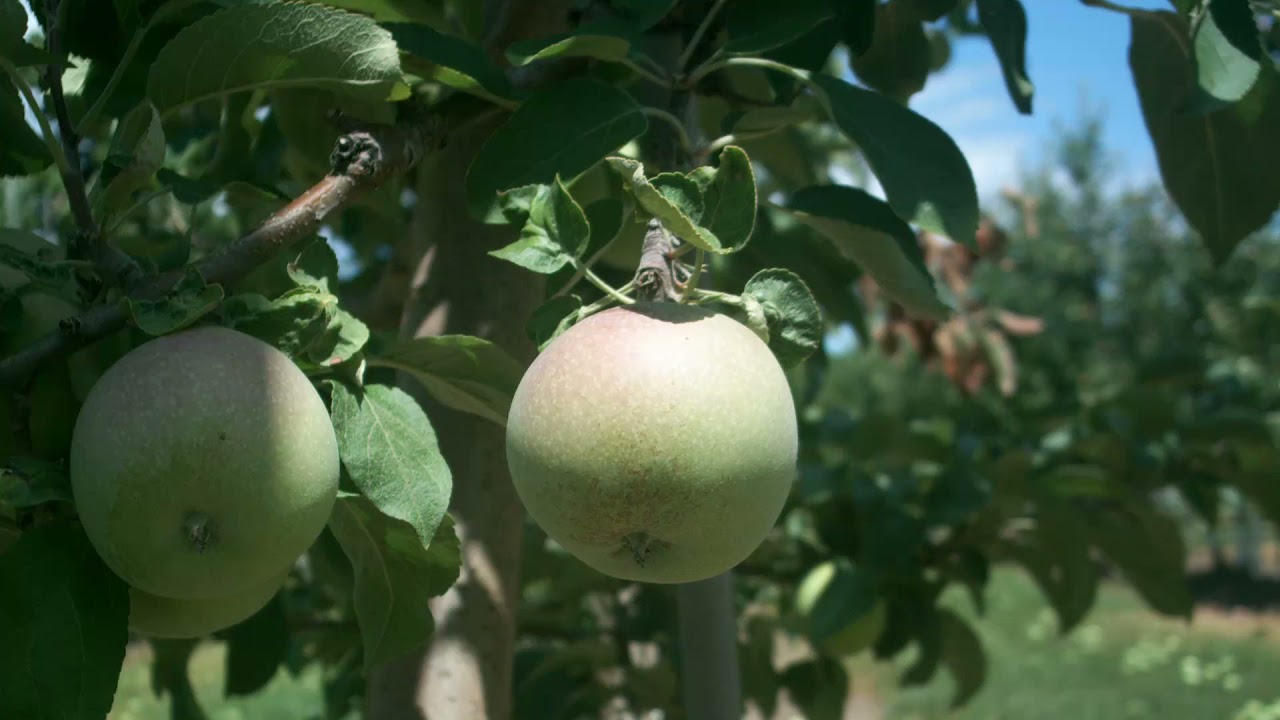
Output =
[
  {"x1": 506, "y1": 303, "x2": 798, "y2": 583},
  {"x1": 71, "y1": 326, "x2": 339, "y2": 599},
  {"x1": 128, "y1": 570, "x2": 288, "y2": 639}
]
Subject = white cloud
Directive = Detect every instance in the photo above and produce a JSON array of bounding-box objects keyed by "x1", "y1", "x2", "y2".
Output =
[{"x1": 909, "y1": 58, "x2": 1034, "y2": 205}]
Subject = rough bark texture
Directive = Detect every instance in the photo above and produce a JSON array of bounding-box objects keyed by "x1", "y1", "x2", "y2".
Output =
[{"x1": 364, "y1": 114, "x2": 542, "y2": 720}]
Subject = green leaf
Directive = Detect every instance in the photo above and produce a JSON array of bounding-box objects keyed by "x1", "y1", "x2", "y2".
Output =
[
  {"x1": 725, "y1": 0, "x2": 833, "y2": 53},
  {"x1": 827, "y1": 0, "x2": 877, "y2": 55},
  {"x1": 467, "y1": 78, "x2": 647, "y2": 222},
  {"x1": 221, "y1": 594, "x2": 289, "y2": 697},
  {"x1": 807, "y1": 559, "x2": 879, "y2": 647},
  {"x1": 148, "y1": 638, "x2": 204, "y2": 720},
  {"x1": 1011, "y1": 496, "x2": 1098, "y2": 634},
  {"x1": 366, "y1": 335, "x2": 525, "y2": 426},
  {"x1": 976, "y1": 0, "x2": 1034, "y2": 114},
  {"x1": 287, "y1": 238, "x2": 340, "y2": 294},
  {"x1": 780, "y1": 656, "x2": 848, "y2": 720},
  {"x1": 507, "y1": 32, "x2": 631, "y2": 65},
  {"x1": 122, "y1": 268, "x2": 224, "y2": 336},
  {"x1": 1191, "y1": 0, "x2": 1263, "y2": 102},
  {"x1": 1087, "y1": 495, "x2": 1192, "y2": 618},
  {"x1": 156, "y1": 169, "x2": 221, "y2": 205},
  {"x1": 385, "y1": 22, "x2": 515, "y2": 106},
  {"x1": 938, "y1": 608, "x2": 986, "y2": 708},
  {"x1": 781, "y1": 185, "x2": 948, "y2": 320},
  {"x1": 0, "y1": 522, "x2": 130, "y2": 720},
  {"x1": 94, "y1": 101, "x2": 165, "y2": 219},
  {"x1": 527, "y1": 295, "x2": 582, "y2": 351},
  {"x1": 223, "y1": 290, "x2": 340, "y2": 363},
  {"x1": 611, "y1": 0, "x2": 679, "y2": 31},
  {"x1": 491, "y1": 176, "x2": 591, "y2": 274},
  {"x1": 1129, "y1": 11, "x2": 1280, "y2": 263},
  {"x1": 606, "y1": 157, "x2": 722, "y2": 252},
  {"x1": 0, "y1": 458, "x2": 73, "y2": 509},
  {"x1": 322, "y1": 0, "x2": 448, "y2": 26},
  {"x1": 327, "y1": 496, "x2": 460, "y2": 669},
  {"x1": 689, "y1": 145, "x2": 757, "y2": 251},
  {"x1": 0, "y1": 2, "x2": 50, "y2": 67},
  {"x1": 812, "y1": 73, "x2": 980, "y2": 247},
  {"x1": 0, "y1": 78, "x2": 51, "y2": 177},
  {"x1": 329, "y1": 383, "x2": 452, "y2": 549},
  {"x1": 316, "y1": 309, "x2": 371, "y2": 367},
  {"x1": 743, "y1": 268, "x2": 822, "y2": 369},
  {"x1": 724, "y1": 99, "x2": 821, "y2": 134},
  {"x1": 147, "y1": 4, "x2": 408, "y2": 115}
]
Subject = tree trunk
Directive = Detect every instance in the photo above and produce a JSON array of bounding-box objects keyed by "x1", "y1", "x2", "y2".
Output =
[{"x1": 365, "y1": 114, "x2": 542, "y2": 720}]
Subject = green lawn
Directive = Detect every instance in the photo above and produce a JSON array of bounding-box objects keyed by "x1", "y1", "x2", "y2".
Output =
[
  {"x1": 108, "y1": 568, "x2": 1280, "y2": 720},
  {"x1": 108, "y1": 642, "x2": 327, "y2": 720},
  {"x1": 863, "y1": 568, "x2": 1280, "y2": 720}
]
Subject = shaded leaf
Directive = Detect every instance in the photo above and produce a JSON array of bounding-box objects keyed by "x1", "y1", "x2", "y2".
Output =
[
  {"x1": 366, "y1": 334, "x2": 525, "y2": 426},
  {"x1": 689, "y1": 145, "x2": 757, "y2": 251},
  {"x1": 725, "y1": 0, "x2": 833, "y2": 53},
  {"x1": 148, "y1": 4, "x2": 407, "y2": 114},
  {"x1": 976, "y1": 0, "x2": 1033, "y2": 114},
  {"x1": 328, "y1": 497, "x2": 460, "y2": 669},
  {"x1": 0, "y1": 522, "x2": 129, "y2": 720},
  {"x1": 938, "y1": 608, "x2": 986, "y2": 707},
  {"x1": 1087, "y1": 495, "x2": 1192, "y2": 618},
  {"x1": 782, "y1": 185, "x2": 947, "y2": 319},
  {"x1": 223, "y1": 290, "x2": 338, "y2": 362},
  {"x1": 0, "y1": 78, "x2": 51, "y2": 177},
  {"x1": 828, "y1": 0, "x2": 878, "y2": 55},
  {"x1": 94, "y1": 101, "x2": 165, "y2": 219},
  {"x1": 288, "y1": 238, "x2": 340, "y2": 294},
  {"x1": 1012, "y1": 495, "x2": 1098, "y2": 634},
  {"x1": 507, "y1": 32, "x2": 631, "y2": 65},
  {"x1": 0, "y1": 457, "x2": 72, "y2": 511},
  {"x1": 813, "y1": 73, "x2": 979, "y2": 247},
  {"x1": 491, "y1": 176, "x2": 591, "y2": 274},
  {"x1": 527, "y1": 295, "x2": 582, "y2": 351},
  {"x1": 467, "y1": 78, "x2": 647, "y2": 222},
  {"x1": 386, "y1": 21, "x2": 514, "y2": 105},
  {"x1": 221, "y1": 594, "x2": 289, "y2": 697},
  {"x1": 606, "y1": 157, "x2": 722, "y2": 252},
  {"x1": 122, "y1": 269, "x2": 224, "y2": 336},
  {"x1": 1129, "y1": 11, "x2": 1280, "y2": 262}
]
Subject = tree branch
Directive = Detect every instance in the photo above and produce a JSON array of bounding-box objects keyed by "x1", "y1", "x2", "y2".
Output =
[
  {"x1": 41, "y1": 0, "x2": 141, "y2": 286},
  {"x1": 0, "y1": 114, "x2": 444, "y2": 388}
]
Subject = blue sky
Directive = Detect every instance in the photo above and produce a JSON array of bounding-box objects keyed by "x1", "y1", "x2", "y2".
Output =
[{"x1": 907, "y1": 0, "x2": 1172, "y2": 201}]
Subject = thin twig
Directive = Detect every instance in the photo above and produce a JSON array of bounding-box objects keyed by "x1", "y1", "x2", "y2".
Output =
[
  {"x1": 580, "y1": 265, "x2": 635, "y2": 305},
  {"x1": 640, "y1": 107, "x2": 694, "y2": 154},
  {"x1": 0, "y1": 116, "x2": 444, "y2": 387},
  {"x1": 621, "y1": 58, "x2": 672, "y2": 88},
  {"x1": 1078, "y1": 0, "x2": 1156, "y2": 16},
  {"x1": 78, "y1": 26, "x2": 149, "y2": 133},
  {"x1": 39, "y1": 1, "x2": 99, "y2": 241},
  {"x1": 676, "y1": 0, "x2": 729, "y2": 71}
]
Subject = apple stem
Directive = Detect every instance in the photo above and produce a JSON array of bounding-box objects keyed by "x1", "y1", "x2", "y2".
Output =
[{"x1": 633, "y1": 219, "x2": 688, "y2": 303}]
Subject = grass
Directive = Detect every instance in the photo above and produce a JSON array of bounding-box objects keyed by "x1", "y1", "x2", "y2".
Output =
[
  {"x1": 108, "y1": 567, "x2": 1280, "y2": 720},
  {"x1": 860, "y1": 567, "x2": 1280, "y2": 720},
  {"x1": 108, "y1": 642, "x2": 328, "y2": 720}
]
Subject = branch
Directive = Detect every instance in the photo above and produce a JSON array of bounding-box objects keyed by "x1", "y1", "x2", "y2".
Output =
[
  {"x1": 40, "y1": 0, "x2": 141, "y2": 286},
  {"x1": 0, "y1": 114, "x2": 444, "y2": 388}
]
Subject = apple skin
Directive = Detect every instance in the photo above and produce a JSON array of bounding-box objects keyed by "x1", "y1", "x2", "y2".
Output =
[
  {"x1": 70, "y1": 325, "x2": 339, "y2": 599},
  {"x1": 128, "y1": 570, "x2": 288, "y2": 639},
  {"x1": 505, "y1": 302, "x2": 798, "y2": 584}
]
